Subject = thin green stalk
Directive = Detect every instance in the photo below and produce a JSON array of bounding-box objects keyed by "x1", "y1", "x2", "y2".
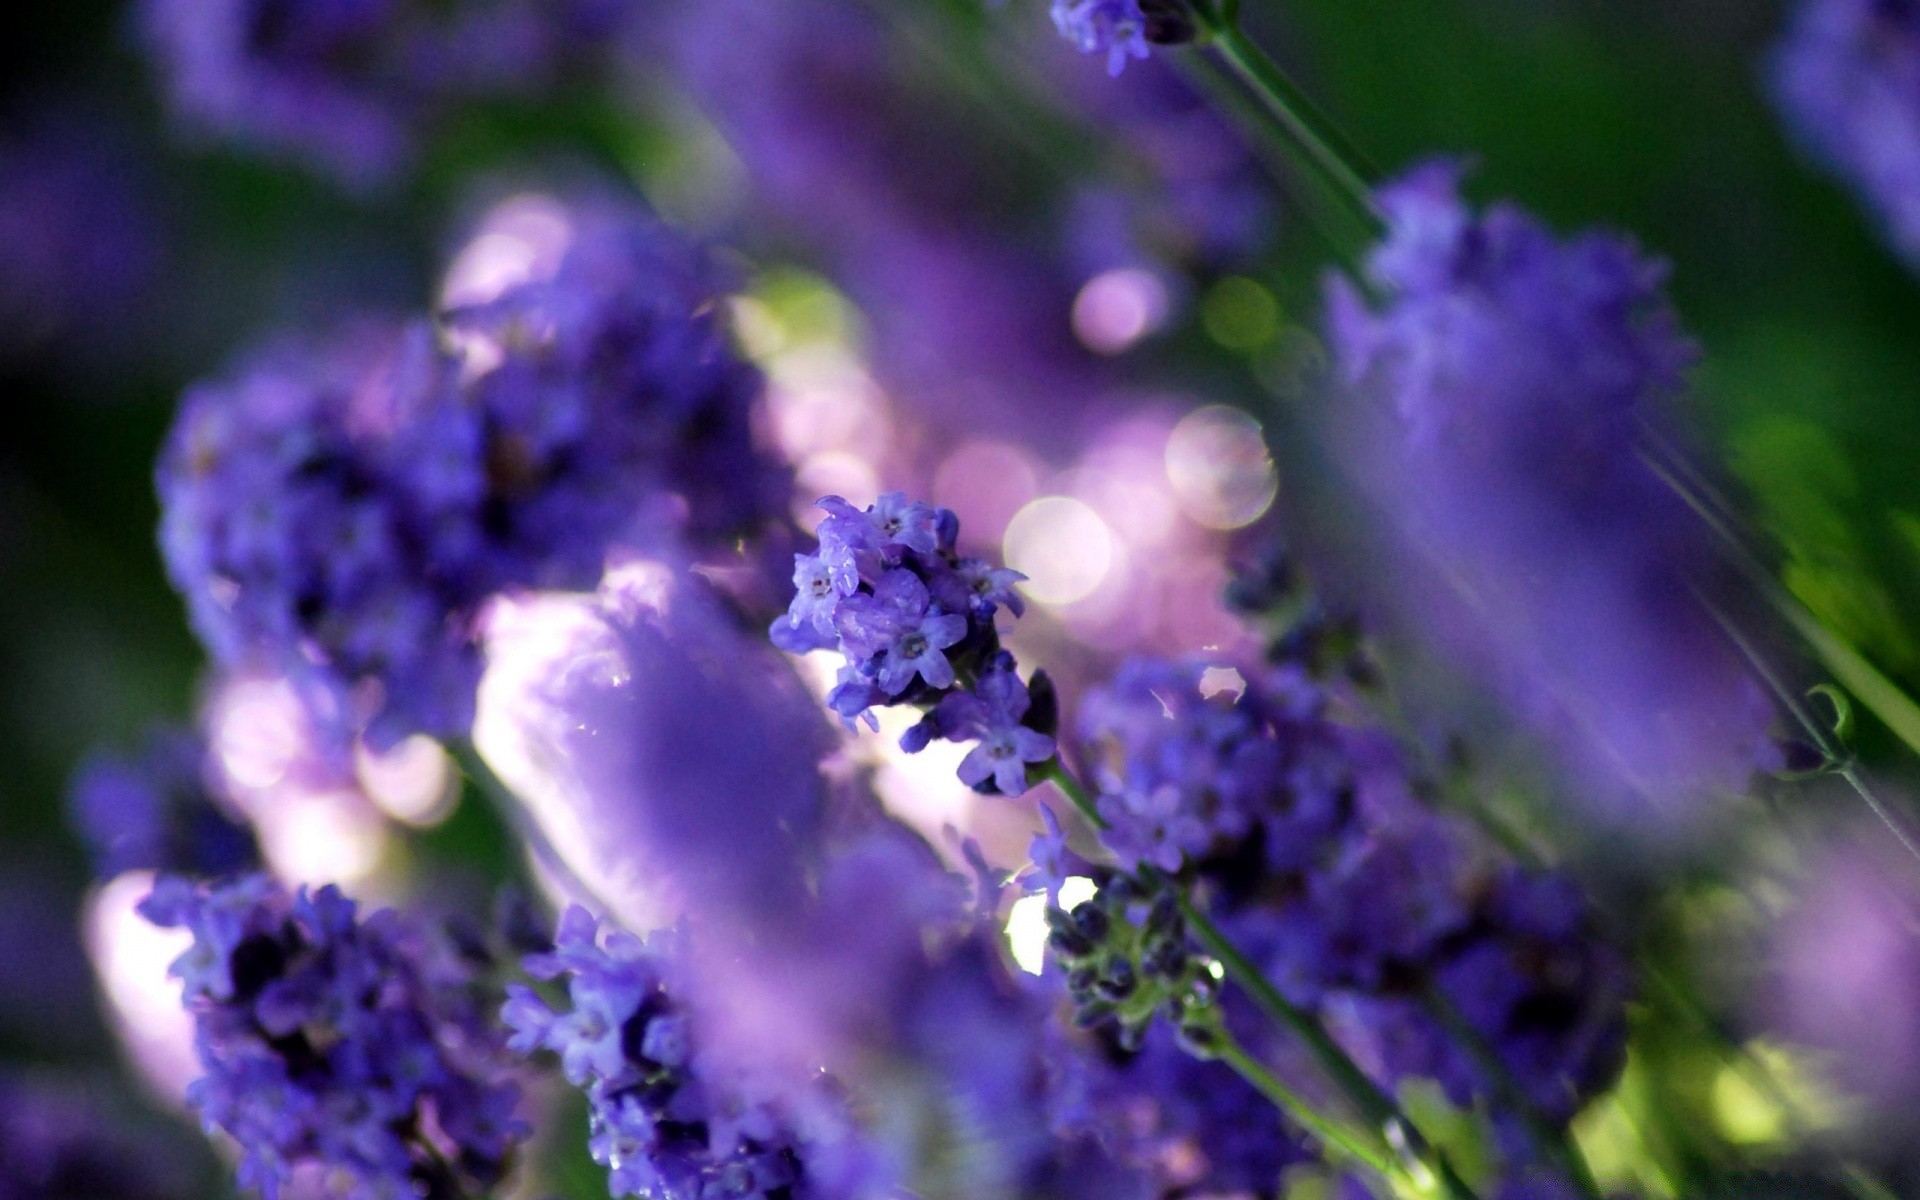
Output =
[
  {"x1": 1040, "y1": 755, "x2": 1107, "y2": 830},
  {"x1": 1697, "y1": 593, "x2": 1920, "y2": 868},
  {"x1": 1183, "y1": 898, "x2": 1479, "y2": 1200},
  {"x1": 1190, "y1": 6, "x2": 1386, "y2": 238},
  {"x1": 1213, "y1": 1031, "x2": 1405, "y2": 1182},
  {"x1": 1421, "y1": 987, "x2": 1602, "y2": 1199},
  {"x1": 1040, "y1": 754, "x2": 1477, "y2": 1197}
]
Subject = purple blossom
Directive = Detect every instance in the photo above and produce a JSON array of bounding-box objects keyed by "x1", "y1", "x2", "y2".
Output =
[
  {"x1": 159, "y1": 193, "x2": 778, "y2": 745},
  {"x1": 1078, "y1": 658, "x2": 1339, "y2": 872},
  {"x1": 67, "y1": 726, "x2": 257, "y2": 880},
  {"x1": 1770, "y1": 0, "x2": 1920, "y2": 267},
  {"x1": 833, "y1": 569, "x2": 968, "y2": 694},
  {"x1": 140, "y1": 875, "x2": 526, "y2": 1200},
  {"x1": 938, "y1": 667, "x2": 1058, "y2": 795},
  {"x1": 1770, "y1": 830, "x2": 1920, "y2": 1114},
  {"x1": 138, "y1": 0, "x2": 632, "y2": 188},
  {"x1": 1324, "y1": 163, "x2": 1773, "y2": 829},
  {"x1": 504, "y1": 906, "x2": 887, "y2": 1200},
  {"x1": 1052, "y1": 0, "x2": 1152, "y2": 76}
]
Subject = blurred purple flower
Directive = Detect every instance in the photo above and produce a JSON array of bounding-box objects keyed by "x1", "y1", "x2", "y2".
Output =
[
  {"x1": 0, "y1": 1072, "x2": 204, "y2": 1200},
  {"x1": 68, "y1": 727, "x2": 259, "y2": 881},
  {"x1": 1770, "y1": 0, "x2": 1920, "y2": 266},
  {"x1": 477, "y1": 567, "x2": 833, "y2": 937},
  {"x1": 1771, "y1": 831, "x2": 1920, "y2": 1116},
  {"x1": 506, "y1": 906, "x2": 890, "y2": 1200},
  {"x1": 139, "y1": 0, "x2": 629, "y2": 188},
  {"x1": 0, "y1": 107, "x2": 165, "y2": 362},
  {"x1": 1325, "y1": 163, "x2": 1773, "y2": 829},
  {"x1": 159, "y1": 194, "x2": 777, "y2": 745}
]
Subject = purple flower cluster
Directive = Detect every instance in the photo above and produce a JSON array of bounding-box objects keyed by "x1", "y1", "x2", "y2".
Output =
[
  {"x1": 1053, "y1": 1, "x2": 1153, "y2": 76},
  {"x1": 1073, "y1": 657, "x2": 1631, "y2": 1145},
  {"x1": 159, "y1": 195, "x2": 776, "y2": 745},
  {"x1": 1325, "y1": 163, "x2": 1773, "y2": 827},
  {"x1": 1771, "y1": 0, "x2": 1920, "y2": 266},
  {"x1": 1078, "y1": 658, "x2": 1340, "y2": 873},
  {"x1": 1048, "y1": 1015, "x2": 1310, "y2": 1197},
  {"x1": 773, "y1": 493, "x2": 1057, "y2": 796},
  {"x1": 139, "y1": 875, "x2": 527, "y2": 1200},
  {"x1": 139, "y1": 0, "x2": 627, "y2": 188},
  {"x1": 67, "y1": 726, "x2": 257, "y2": 880},
  {"x1": 503, "y1": 906, "x2": 881, "y2": 1200}
]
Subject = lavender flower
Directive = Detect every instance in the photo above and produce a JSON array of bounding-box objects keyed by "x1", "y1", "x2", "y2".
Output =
[
  {"x1": 140, "y1": 875, "x2": 527, "y2": 1200},
  {"x1": 1770, "y1": 0, "x2": 1920, "y2": 267},
  {"x1": 1324, "y1": 163, "x2": 1773, "y2": 828},
  {"x1": 1770, "y1": 831, "x2": 1920, "y2": 1116},
  {"x1": 1072, "y1": 653, "x2": 1630, "y2": 1143},
  {"x1": 771, "y1": 493, "x2": 1057, "y2": 795},
  {"x1": 68, "y1": 726, "x2": 257, "y2": 879},
  {"x1": 1053, "y1": 1, "x2": 1153, "y2": 76},
  {"x1": 938, "y1": 664, "x2": 1058, "y2": 796},
  {"x1": 138, "y1": 0, "x2": 629, "y2": 188},
  {"x1": 159, "y1": 195, "x2": 777, "y2": 745},
  {"x1": 503, "y1": 906, "x2": 884, "y2": 1200},
  {"x1": 1077, "y1": 659, "x2": 1343, "y2": 875}
]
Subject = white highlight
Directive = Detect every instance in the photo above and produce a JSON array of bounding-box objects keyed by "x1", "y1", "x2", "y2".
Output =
[
  {"x1": 1007, "y1": 876, "x2": 1099, "y2": 976},
  {"x1": 1003, "y1": 496, "x2": 1115, "y2": 607},
  {"x1": 85, "y1": 871, "x2": 195, "y2": 1101},
  {"x1": 1072, "y1": 268, "x2": 1170, "y2": 355},
  {"x1": 1164, "y1": 405, "x2": 1278, "y2": 531}
]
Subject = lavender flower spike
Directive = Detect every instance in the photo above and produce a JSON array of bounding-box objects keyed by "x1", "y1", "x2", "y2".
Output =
[
  {"x1": 504, "y1": 906, "x2": 885, "y2": 1200},
  {"x1": 141, "y1": 875, "x2": 527, "y2": 1200},
  {"x1": 771, "y1": 493, "x2": 1059, "y2": 797},
  {"x1": 939, "y1": 663, "x2": 1058, "y2": 796},
  {"x1": 1770, "y1": 0, "x2": 1920, "y2": 268},
  {"x1": 1053, "y1": 1, "x2": 1153, "y2": 76},
  {"x1": 1324, "y1": 162, "x2": 1773, "y2": 829}
]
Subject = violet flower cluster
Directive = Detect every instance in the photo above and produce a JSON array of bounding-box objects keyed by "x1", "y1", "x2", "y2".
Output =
[
  {"x1": 139, "y1": 0, "x2": 627, "y2": 188},
  {"x1": 67, "y1": 726, "x2": 257, "y2": 880},
  {"x1": 1068, "y1": 656, "x2": 1631, "y2": 1166},
  {"x1": 158, "y1": 194, "x2": 777, "y2": 746},
  {"x1": 1325, "y1": 162, "x2": 1773, "y2": 827},
  {"x1": 1770, "y1": 0, "x2": 1920, "y2": 267},
  {"x1": 140, "y1": 874, "x2": 527, "y2": 1200},
  {"x1": 503, "y1": 906, "x2": 880, "y2": 1200},
  {"x1": 1052, "y1": 1, "x2": 1196, "y2": 76},
  {"x1": 773, "y1": 493, "x2": 1057, "y2": 797}
]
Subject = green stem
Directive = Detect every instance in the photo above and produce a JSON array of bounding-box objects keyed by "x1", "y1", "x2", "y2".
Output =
[
  {"x1": 1214, "y1": 1032, "x2": 1405, "y2": 1182},
  {"x1": 1190, "y1": 7, "x2": 1386, "y2": 238},
  {"x1": 1042, "y1": 753, "x2": 1476, "y2": 1197},
  {"x1": 1421, "y1": 987, "x2": 1602, "y2": 1199},
  {"x1": 1183, "y1": 899, "x2": 1479, "y2": 1200},
  {"x1": 1635, "y1": 443, "x2": 1920, "y2": 867},
  {"x1": 1040, "y1": 755, "x2": 1107, "y2": 829}
]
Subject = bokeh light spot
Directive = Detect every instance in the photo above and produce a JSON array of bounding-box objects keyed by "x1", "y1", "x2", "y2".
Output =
[
  {"x1": 1201, "y1": 276, "x2": 1280, "y2": 350},
  {"x1": 1004, "y1": 496, "x2": 1115, "y2": 607},
  {"x1": 1072, "y1": 268, "x2": 1170, "y2": 355},
  {"x1": 1165, "y1": 405, "x2": 1278, "y2": 530}
]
